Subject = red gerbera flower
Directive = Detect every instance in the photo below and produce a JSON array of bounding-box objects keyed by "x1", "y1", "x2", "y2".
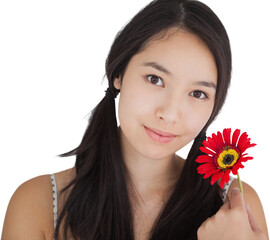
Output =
[{"x1": 196, "y1": 128, "x2": 256, "y2": 189}]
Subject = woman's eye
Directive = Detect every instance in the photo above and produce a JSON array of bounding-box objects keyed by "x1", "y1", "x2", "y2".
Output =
[
  {"x1": 146, "y1": 75, "x2": 163, "y2": 87},
  {"x1": 190, "y1": 90, "x2": 208, "y2": 99}
]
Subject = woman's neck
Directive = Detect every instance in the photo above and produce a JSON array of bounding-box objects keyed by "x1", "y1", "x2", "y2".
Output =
[{"x1": 118, "y1": 127, "x2": 183, "y2": 205}]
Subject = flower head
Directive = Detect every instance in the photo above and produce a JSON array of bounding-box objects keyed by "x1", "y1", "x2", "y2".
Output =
[{"x1": 196, "y1": 128, "x2": 256, "y2": 188}]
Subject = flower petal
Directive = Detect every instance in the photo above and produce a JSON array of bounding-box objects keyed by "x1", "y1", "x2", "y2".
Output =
[
  {"x1": 237, "y1": 132, "x2": 256, "y2": 153},
  {"x1": 197, "y1": 163, "x2": 216, "y2": 174},
  {"x1": 231, "y1": 164, "x2": 240, "y2": 175},
  {"x1": 223, "y1": 128, "x2": 231, "y2": 145},
  {"x1": 232, "y1": 129, "x2": 240, "y2": 147},
  {"x1": 217, "y1": 131, "x2": 224, "y2": 145},
  {"x1": 211, "y1": 131, "x2": 224, "y2": 150},
  {"x1": 220, "y1": 170, "x2": 231, "y2": 188},
  {"x1": 196, "y1": 155, "x2": 213, "y2": 163},
  {"x1": 203, "y1": 168, "x2": 220, "y2": 178},
  {"x1": 240, "y1": 156, "x2": 253, "y2": 162},
  {"x1": 231, "y1": 162, "x2": 244, "y2": 176},
  {"x1": 210, "y1": 171, "x2": 224, "y2": 185},
  {"x1": 202, "y1": 138, "x2": 217, "y2": 153},
  {"x1": 207, "y1": 136, "x2": 222, "y2": 153},
  {"x1": 199, "y1": 146, "x2": 216, "y2": 155}
]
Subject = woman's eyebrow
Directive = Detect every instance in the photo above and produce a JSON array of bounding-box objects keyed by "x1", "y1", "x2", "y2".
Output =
[
  {"x1": 142, "y1": 61, "x2": 172, "y2": 75},
  {"x1": 192, "y1": 81, "x2": 217, "y2": 90}
]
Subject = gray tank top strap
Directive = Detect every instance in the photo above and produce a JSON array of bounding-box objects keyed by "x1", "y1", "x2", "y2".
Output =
[
  {"x1": 222, "y1": 176, "x2": 235, "y2": 202},
  {"x1": 50, "y1": 174, "x2": 58, "y2": 229}
]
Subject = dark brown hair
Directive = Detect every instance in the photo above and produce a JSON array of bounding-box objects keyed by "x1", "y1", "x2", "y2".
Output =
[{"x1": 55, "y1": 0, "x2": 232, "y2": 239}]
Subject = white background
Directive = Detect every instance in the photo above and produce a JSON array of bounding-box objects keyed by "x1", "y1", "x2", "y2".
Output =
[{"x1": 0, "y1": 0, "x2": 269, "y2": 234}]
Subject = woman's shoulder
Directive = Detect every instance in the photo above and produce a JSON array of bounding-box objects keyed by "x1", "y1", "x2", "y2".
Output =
[
  {"x1": 2, "y1": 167, "x2": 75, "y2": 240},
  {"x1": 53, "y1": 167, "x2": 76, "y2": 192}
]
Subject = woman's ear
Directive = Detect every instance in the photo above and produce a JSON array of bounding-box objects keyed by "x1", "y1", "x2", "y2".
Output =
[{"x1": 113, "y1": 76, "x2": 121, "y2": 90}]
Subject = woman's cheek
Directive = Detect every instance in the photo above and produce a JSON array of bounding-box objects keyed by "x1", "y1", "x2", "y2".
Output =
[{"x1": 186, "y1": 104, "x2": 213, "y2": 133}]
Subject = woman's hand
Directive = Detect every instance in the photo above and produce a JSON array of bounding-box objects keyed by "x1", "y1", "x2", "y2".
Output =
[{"x1": 197, "y1": 188, "x2": 268, "y2": 240}]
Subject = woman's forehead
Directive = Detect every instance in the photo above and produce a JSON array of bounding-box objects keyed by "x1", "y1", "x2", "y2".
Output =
[{"x1": 128, "y1": 29, "x2": 218, "y2": 84}]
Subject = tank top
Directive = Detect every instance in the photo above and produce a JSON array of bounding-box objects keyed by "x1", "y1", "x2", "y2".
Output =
[{"x1": 50, "y1": 174, "x2": 235, "y2": 232}]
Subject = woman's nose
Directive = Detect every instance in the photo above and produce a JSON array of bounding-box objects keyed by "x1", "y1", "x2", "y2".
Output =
[{"x1": 155, "y1": 94, "x2": 185, "y2": 124}]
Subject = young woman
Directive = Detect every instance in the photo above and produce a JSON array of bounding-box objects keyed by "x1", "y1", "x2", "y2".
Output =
[{"x1": 2, "y1": 0, "x2": 268, "y2": 239}]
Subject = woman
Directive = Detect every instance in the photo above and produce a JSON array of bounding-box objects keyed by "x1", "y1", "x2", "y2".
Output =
[{"x1": 2, "y1": 0, "x2": 268, "y2": 239}]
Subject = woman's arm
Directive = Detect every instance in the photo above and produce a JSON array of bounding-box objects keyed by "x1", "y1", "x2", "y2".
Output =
[
  {"x1": 198, "y1": 181, "x2": 269, "y2": 240},
  {"x1": 1, "y1": 175, "x2": 54, "y2": 240}
]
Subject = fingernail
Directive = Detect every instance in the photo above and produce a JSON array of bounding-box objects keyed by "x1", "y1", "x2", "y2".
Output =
[{"x1": 231, "y1": 188, "x2": 240, "y2": 196}]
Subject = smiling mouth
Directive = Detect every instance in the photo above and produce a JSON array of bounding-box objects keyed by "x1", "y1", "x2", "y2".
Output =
[
  {"x1": 145, "y1": 126, "x2": 176, "y2": 137},
  {"x1": 144, "y1": 126, "x2": 176, "y2": 143}
]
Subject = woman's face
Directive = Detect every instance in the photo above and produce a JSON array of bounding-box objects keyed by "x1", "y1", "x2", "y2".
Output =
[{"x1": 114, "y1": 29, "x2": 217, "y2": 160}]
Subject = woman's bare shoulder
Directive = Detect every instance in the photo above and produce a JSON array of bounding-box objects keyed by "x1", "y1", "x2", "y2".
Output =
[
  {"x1": 2, "y1": 167, "x2": 75, "y2": 240},
  {"x1": 53, "y1": 167, "x2": 76, "y2": 192}
]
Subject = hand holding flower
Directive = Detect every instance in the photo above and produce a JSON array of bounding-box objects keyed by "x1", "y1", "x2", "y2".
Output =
[
  {"x1": 195, "y1": 128, "x2": 269, "y2": 239},
  {"x1": 197, "y1": 188, "x2": 267, "y2": 240}
]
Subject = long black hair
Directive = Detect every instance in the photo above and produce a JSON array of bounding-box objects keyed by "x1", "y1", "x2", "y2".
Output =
[{"x1": 55, "y1": 0, "x2": 232, "y2": 239}]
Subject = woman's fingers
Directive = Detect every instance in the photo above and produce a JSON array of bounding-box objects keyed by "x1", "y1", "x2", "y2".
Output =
[
  {"x1": 229, "y1": 188, "x2": 246, "y2": 211},
  {"x1": 229, "y1": 188, "x2": 266, "y2": 238},
  {"x1": 198, "y1": 187, "x2": 268, "y2": 240}
]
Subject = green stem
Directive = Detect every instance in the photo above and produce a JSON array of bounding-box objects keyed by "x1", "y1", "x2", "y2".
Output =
[{"x1": 237, "y1": 172, "x2": 244, "y2": 196}]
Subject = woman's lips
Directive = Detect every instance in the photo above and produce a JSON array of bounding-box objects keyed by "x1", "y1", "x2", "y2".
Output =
[{"x1": 144, "y1": 126, "x2": 176, "y2": 143}]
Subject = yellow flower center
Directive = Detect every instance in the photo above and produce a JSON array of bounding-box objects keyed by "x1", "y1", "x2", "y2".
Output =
[{"x1": 217, "y1": 149, "x2": 239, "y2": 169}]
